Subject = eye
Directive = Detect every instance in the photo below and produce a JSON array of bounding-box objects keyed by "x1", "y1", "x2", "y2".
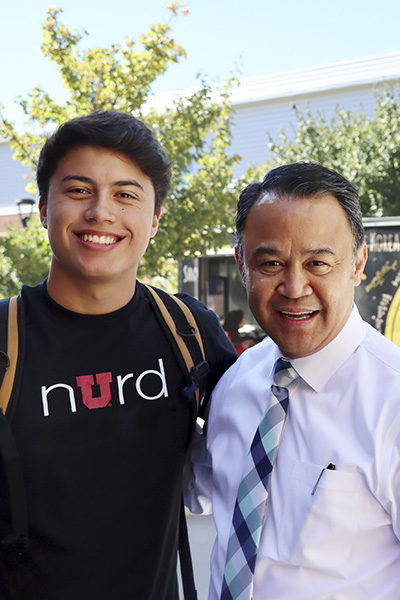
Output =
[
  {"x1": 308, "y1": 260, "x2": 331, "y2": 274},
  {"x1": 66, "y1": 186, "x2": 90, "y2": 198},
  {"x1": 256, "y1": 260, "x2": 283, "y2": 273},
  {"x1": 69, "y1": 187, "x2": 88, "y2": 194},
  {"x1": 116, "y1": 191, "x2": 139, "y2": 204},
  {"x1": 264, "y1": 260, "x2": 281, "y2": 267}
]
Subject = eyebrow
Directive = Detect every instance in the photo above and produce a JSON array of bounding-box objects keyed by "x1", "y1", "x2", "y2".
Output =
[
  {"x1": 251, "y1": 246, "x2": 337, "y2": 259},
  {"x1": 61, "y1": 175, "x2": 145, "y2": 192}
]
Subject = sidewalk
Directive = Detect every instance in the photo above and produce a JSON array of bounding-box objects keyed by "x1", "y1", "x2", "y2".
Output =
[{"x1": 179, "y1": 513, "x2": 215, "y2": 600}]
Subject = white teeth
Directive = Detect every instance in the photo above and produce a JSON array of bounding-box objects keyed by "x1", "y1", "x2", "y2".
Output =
[
  {"x1": 281, "y1": 311, "x2": 314, "y2": 320},
  {"x1": 80, "y1": 233, "x2": 117, "y2": 245}
]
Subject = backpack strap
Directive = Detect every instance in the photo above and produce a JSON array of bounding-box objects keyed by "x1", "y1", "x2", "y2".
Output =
[
  {"x1": 142, "y1": 284, "x2": 209, "y2": 411},
  {"x1": 178, "y1": 498, "x2": 198, "y2": 600},
  {"x1": 0, "y1": 297, "x2": 19, "y2": 415},
  {"x1": 142, "y1": 283, "x2": 205, "y2": 600},
  {"x1": 0, "y1": 296, "x2": 29, "y2": 558},
  {"x1": 0, "y1": 299, "x2": 10, "y2": 391}
]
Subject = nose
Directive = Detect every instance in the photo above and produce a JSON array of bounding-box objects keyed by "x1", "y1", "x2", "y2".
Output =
[
  {"x1": 277, "y1": 268, "x2": 312, "y2": 299},
  {"x1": 84, "y1": 192, "x2": 116, "y2": 223}
]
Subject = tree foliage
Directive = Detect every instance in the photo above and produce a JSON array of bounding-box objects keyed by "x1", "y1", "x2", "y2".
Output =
[
  {"x1": 0, "y1": 4, "x2": 240, "y2": 286},
  {"x1": 0, "y1": 216, "x2": 51, "y2": 297},
  {"x1": 3, "y1": 6, "x2": 400, "y2": 298},
  {"x1": 264, "y1": 86, "x2": 400, "y2": 216}
]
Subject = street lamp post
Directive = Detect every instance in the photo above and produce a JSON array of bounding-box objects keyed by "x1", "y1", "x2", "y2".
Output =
[{"x1": 16, "y1": 198, "x2": 35, "y2": 228}]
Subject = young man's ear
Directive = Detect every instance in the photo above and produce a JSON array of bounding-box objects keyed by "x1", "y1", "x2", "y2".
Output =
[
  {"x1": 150, "y1": 211, "x2": 160, "y2": 239},
  {"x1": 39, "y1": 199, "x2": 48, "y2": 229}
]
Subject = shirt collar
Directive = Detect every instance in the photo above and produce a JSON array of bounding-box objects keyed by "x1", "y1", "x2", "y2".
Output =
[{"x1": 274, "y1": 305, "x2": 366, "y2": 392}]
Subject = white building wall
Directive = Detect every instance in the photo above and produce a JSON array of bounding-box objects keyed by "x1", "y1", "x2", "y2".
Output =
[
  {"x1": 230, "y1": 83, "x2": 385, "y2": 178},
  {"x1": 0, "y1": 142, "x2": 34, "y2": 212},
  {"x1": 0, "y1": 51, "x2": 399, "y2": 214}
]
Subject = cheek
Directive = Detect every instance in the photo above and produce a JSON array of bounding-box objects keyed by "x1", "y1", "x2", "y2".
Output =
[
  {"x1": 247, "y1": 272, "x2": 274, "y2": 296},
  {"x1": 246, "y1": 281, "x2": 271, "y2": 313},
  {"x1": 46, "y1": 204, "x2": 71, "y2": 225}
]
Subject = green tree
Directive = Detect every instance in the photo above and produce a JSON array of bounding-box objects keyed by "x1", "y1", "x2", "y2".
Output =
[
  {"x1": 0, "y1": 216, "x2": 51, "y2": 297},
  {"x1": 0, "y1": 4, "x2": 239, "y2": 287},
  {"x1": 261, "y1": 86, "x2": 400, "y2": 217}
]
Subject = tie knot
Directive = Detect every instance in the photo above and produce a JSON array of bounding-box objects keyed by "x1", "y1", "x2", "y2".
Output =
[{"x1": 273, "y1": 358, "x2": 298, "y2": 388}]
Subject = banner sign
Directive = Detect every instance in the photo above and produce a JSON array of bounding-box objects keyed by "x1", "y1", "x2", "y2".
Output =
[{"x1": 355, "y1": 219, "x2": 400, "y2": 345}]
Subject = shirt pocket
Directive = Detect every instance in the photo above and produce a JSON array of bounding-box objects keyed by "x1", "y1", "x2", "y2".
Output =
[{"x1": 278, "y1": 459, "x2": 365, "y2": 568}]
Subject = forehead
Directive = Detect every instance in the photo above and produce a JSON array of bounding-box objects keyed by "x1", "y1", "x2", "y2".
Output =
[
  {"x1": 49, "y1": 145, "x2": 155, "y2": 195},
  {"x1": 243, "y1": 193, "x2": 354, "y2": 250},
  {"x1": 53, "y1": 145, "x2": 140, "y2": 175}
]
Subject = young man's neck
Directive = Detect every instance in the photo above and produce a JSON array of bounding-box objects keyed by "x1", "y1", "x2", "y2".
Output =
[{"x1": 46, "y1": 271, "x2": 137, "y2": 315}]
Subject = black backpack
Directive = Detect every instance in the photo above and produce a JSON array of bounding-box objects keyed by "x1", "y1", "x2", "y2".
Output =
[{"x1": 0, "y1": 285, "x2": 209, "y2": 600}]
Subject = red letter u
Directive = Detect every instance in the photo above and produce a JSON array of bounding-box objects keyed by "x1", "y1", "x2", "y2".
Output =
[{"x1": 76, "y1": 372, "x2": 113, "y2": 409}]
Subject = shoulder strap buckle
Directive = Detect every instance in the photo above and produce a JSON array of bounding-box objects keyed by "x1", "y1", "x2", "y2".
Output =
[
  {"x1": 0, "y1": 350, "x2": 10, "y2": 373},
  {"x1": 142, "y1": 283, "x2": 208, "y2": 411}
]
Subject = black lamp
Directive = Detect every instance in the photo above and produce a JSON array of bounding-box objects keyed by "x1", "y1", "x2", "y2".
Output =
[{"x1": 16, "y1": 198, "x2": 35, "y2": 228}]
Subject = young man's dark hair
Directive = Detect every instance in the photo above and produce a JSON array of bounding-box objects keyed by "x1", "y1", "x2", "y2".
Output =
[
  {"x1": 37, "y1": 110, "x2": 172, "y2": 213},
  {"x1": 236, "y1": 162, "x2": 365, "y2": 261}
]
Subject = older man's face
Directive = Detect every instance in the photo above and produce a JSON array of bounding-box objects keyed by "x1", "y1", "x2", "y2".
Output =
[{"x1": 236, "y1": 193, "x2": 367, "y2": 359}]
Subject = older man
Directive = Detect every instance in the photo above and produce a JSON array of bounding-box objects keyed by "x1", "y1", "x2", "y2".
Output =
[{"x1": 186, "y1": 162, "x2": 400, "y2": 599}]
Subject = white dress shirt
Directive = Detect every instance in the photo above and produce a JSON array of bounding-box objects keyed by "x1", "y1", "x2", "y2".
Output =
[{"x1": 185, "y1": 306, "x2": 400, "y2": 599}]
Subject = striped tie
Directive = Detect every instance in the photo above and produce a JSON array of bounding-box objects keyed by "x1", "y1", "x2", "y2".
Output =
[{"x1": 221, "y1": 358, "x2": 297, "y2": 600}]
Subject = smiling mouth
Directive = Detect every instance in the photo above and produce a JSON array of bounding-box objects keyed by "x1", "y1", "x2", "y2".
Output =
[
  {"x1": 78, "y1": 233, "x2": 119, "y2": 245},
  {"x1": 279, "y1": 310, "x2": 318, "y2": 320}
]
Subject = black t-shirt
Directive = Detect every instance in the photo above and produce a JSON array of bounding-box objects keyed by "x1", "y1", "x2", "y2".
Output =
[{"x1": 0, "y1": 282, "x2": 237, "y2": 600}]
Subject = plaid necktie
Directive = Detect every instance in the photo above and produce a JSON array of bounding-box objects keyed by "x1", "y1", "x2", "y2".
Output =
[{"x1": 221, "y1": 358, "x2": 297, "y2": 600}]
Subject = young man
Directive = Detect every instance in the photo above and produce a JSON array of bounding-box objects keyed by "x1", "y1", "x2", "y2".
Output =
[
  {"x1": 186, "y1": 163, "x2": 400, "y2": 599},
  {"x1": 0, "y1": 111, "x2": 237, "y2": 600}
]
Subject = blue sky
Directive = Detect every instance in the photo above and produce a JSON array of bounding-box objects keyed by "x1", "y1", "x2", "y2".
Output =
[{"x1": 1, "y1": 0, "x2": 400, "y2": 124}]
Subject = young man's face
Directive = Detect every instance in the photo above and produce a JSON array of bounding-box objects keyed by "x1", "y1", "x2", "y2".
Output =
[
  {"x1": 236, "y1": 193, "x2": 367, "y2": 359},
  {"x1": 40, "y1": 145, "x2": 159, "y2": 288}
]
